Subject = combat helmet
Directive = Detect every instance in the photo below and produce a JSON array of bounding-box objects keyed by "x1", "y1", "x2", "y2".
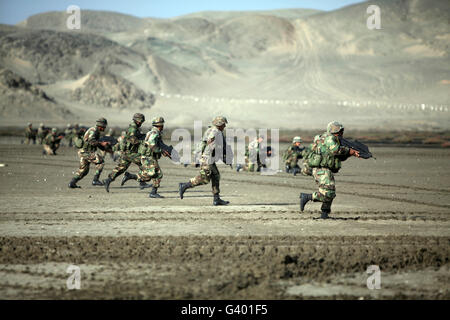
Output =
[
  {"x1": 133, "y1": 113, "x2": 145, "y2": 123},
  {"x1": 51, "y1": 128, "x2": 57, "y2": 134},
  {"x1": 212, "y1": 116, "x2": 228, "y2": 127},
  {"x1": 96, "y1": 117, "x2": 108, "y2": 128},
  {"x1": 292, "y1": 136, "x2": 302, "y2": 143},
  {"x1": 152, "y1": 116, "x2": 165, "y2": 126},
  {"x1": 327, "y1": 121, "x2": 344, "y2": 134}
]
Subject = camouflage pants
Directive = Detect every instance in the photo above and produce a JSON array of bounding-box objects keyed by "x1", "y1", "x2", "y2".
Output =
[
  {"x1": 190, "y1": 163, "x2": 220, "y2": 195},
  {"x1": 74, "y1": 151, "x2": 104, "y2": 179},
  {"x1": 137, "y1": 157, "x2": 163, "y2": 188},
  {"x1": 285, "y1": 155, "x2": 299, "y2": 169},
  {"x1": 311, "y1": 167, "x2": 336, "y2": 203},
  {"x1": 25, "y1": 137, "x2": 36, "y2": 145},
  {"x1": 243, "y1": 156, "x2": 258, "y2": 172},
  {"x1": 108, "y1": 152, "x2": 142, "y2": 181},
  {"x1": 43, "y1": 144, "x2": 59, "y2": 155}
]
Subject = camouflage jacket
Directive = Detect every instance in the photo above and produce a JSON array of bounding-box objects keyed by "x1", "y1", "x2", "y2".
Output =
[
  {"x1": 124, "y1": 122, "x2": 145, "y2": 154},
  {"x1": 80, "y1": 127, "x2": 101, "y2": 153},
  {"x1": 25, "y1": 127, "x2": 36, "y2": 138},
  {"x1": 37, "y1": 127, "x2": 48, "y2": 139},
  {"x1": 312, "y1": 132, "x2": 350, "y2": 157},
  {"x1": 200, "y1": 126, "x2": 226, "y2": 165},
  {"x1": 283, "y1": 143, "x2": 304, "y2": 161},
  {"x1": 305, "y1": 132, "x2": 350, "y2": 172},
  {"x1": 43, "y1": 133, "x2": 61, "y2": 147},
  {"x1": 139, "y1": 127, "x2": 163, "y2": 159}
]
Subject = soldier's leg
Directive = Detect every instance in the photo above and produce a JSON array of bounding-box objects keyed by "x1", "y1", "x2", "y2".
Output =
[
  {"x1": 108, "y1": 156, "x2": 131, "y2": 181},
  {"x1": 312, "y1": 168, "x2": 336, "y2": 218},
  {"x1": 211, "y1": 164, "x2": 228, "y2": 205},
  {"x1": 248, "y1": 162, "x2": 255, "y2": 172},
  {"x1": 43, "y1": 145, "x2": 54, "y2": 155},
  {"x1": 179, "y1": 163, "x2": 213, "y2": 199},
  {"x1": 103, "y1": 154, "x2": 132, "y2": 192},
  {"x1": 92, "y1": 153, "x2": 105, "y2": 186},
  {"x1": 74, "y1": 154, "x2": 90, "y2": 180}
]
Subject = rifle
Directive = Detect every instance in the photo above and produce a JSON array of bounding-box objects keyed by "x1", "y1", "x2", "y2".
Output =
[
  {"x1": 159, "y1": 140, "x2": 180, "y2": 162},
  {"x1": 98, "y1": 136, "x2": 118, "y2": 152},
  {"x1": 339, "y1": 137, "x2": 373, "y2": 159}
]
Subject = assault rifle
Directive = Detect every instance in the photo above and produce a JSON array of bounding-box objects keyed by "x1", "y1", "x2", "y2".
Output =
[
  {"x1": 339, "y1": 137, "x2": 373, "y2": 159},
  {"x1": 98, "y1": 135, "x2": 118, "y2": 153},
  {"x1": 159, "y1": 140, "x2": 180, "y2": 163}
]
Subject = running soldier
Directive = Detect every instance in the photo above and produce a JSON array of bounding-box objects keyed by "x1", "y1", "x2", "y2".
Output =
[
  {"x1": 178, "y1": 116, "x2": 230, "y2": 205},
  {"x1": 103, "y1": 113, "x2": 148, "y2": 192},
  {"x1": 24, "y1": 123, "x2": 36, "y2": 144},
  {"x1": 68, "y1": 118, "x2": 109, "y2": 188},
  {"x1": 283, "y1": 136, "x2": 304, "y2": 175},
  {"x1": 121, "y1": 117, "x2": 171, "y2": 198},
  {"x1": 42, "y1": 128, "x2": 63, "y2": 155},
  {"x1": 299, "y1": 121, "x2": 360, "y2": 219},
  {"x1": 37, "y1": 123, "x2": 49, "y2": 144}
]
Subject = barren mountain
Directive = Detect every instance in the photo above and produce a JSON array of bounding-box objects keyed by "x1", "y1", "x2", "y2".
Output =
[{"x1": 0, "y1": 0, "x2": 448, "y2": 129}]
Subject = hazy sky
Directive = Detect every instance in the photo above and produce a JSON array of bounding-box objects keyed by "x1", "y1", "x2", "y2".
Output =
[{"x1": 0, "y1": 0, "x2": 366, "y2": 25}]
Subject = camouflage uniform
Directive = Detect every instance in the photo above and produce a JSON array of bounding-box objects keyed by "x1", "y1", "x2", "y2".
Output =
[
  {"x1": 108, "y1": 122, "x2": 144, "y2": 180},
  {"x1": 179, "y1": 116, "x2": 230, "y2": 205},
  {"x1": 103, "y1": 114, "x2": 146, "y2": 192},
  {"x1": 245, "y1": 138, "x2": 261, "y2": 172},
  {"x1": 24, "y1": 123, "x2": 36, "y2": 145},
  {"x1": 283, "y1": 136, "x2": 304, "y2": 174},
  {"x1": 300, "y1": 121, "x2": 353, "y2": 219},
  {"x1": 137, "y1": 126, "x2": 164, "y2": 188},
  {"x1": 68, "y1": 118, "x2": 108, "y2": 188},
  {"x1": 43, "y1": 128, "x2": 61, "y2": 155},
  {"x1": 37, "y1": 124, "x2": 48, "y2": 145}
]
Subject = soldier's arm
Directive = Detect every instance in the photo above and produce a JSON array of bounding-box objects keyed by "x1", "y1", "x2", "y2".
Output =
[
  {"x1": 86, "y1": 129, "x2": 99, "y2": 147},
  {"x1": 146, "y1": 131, "x2": 161, "y2": 152},
  {"x1": 127, "y1": 127, "x2": 141, "y2": 145}
]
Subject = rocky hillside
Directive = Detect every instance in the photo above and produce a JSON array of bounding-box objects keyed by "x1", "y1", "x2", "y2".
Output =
[{"x1": 0, "y1": 0, "x2": 448, "y2": 129}]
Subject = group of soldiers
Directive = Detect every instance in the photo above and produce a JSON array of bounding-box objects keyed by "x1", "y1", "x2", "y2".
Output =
[{"x1": 24, "y1": 116, "x2": 362, "y2": 217}]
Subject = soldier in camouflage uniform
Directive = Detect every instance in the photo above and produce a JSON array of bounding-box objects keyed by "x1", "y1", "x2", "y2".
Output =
[
  {"x1": 299, "y1": 121, "x2": 360, "y2": 219},
  {"x1": 121, "y1": 117, "x2": 170, "y2": 198},
  {"x1": 179, "y1": 116, "x2": 230, "y2": 205},
  {"x1": 24, "y1": 123, "x2": 36, "y2": 145},
  {"x1": 103, "y1": 113, "x2": 149, "y2": 192},
  {"x1": 37, "y1": 123, "x2": 49, "y2": 145},
  {"x1": 283, "y1": 136, "x2": 304, "y2": 175},
  {"x1": 43, "y1": 128, "x2": 63, "y2": 155},
  {"x1": 247, "y1": 136, "x2": 264, "y2": 172},
  {"x1": 68, "y1": 118, "x2": 109, "y2": 188}
]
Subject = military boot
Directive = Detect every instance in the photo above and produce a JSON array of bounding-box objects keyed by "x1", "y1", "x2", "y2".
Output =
[
  {"x1": 320, "y1": 202, "x2": 331, "y2": 219},
  {"x1": 121, "y1": 172, "x2": 137, "y2": 186},
  {"x1": 103, "y1": 176, "x2": 113, "y2": 193},
  {"x1": 179, "y1": 182, "x2": 192, "y2": 199},
  {"x1": 149, "y1": 187, "x2": 164, "y2": 198},
  {"x1": 300, "y1": 193, "x2": 312, "y2": 211},
  {"x1": 236, "y1": 164, "x2": 243, "y2": 172},
  {"x1": 68, "y1": 177, "x2": 81, "y2": 189},
  {"x1": 213, "y1": 194, "x2": 229, "y2": 206},
  {"x1": 139, "y1": 181, "x2": 152, "y2": 190},
  {"x1": 92, "y1": 173, "x2": 104, "y2": 186}
]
